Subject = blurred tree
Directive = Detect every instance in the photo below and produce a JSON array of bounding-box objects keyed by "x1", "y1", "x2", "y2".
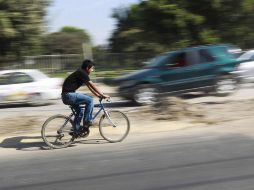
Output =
[
  {"x1": 0, "y1": 0, "x2": 51, "y2": 59},
  {"x1": 184, "y1": 0, "x2": 254, "y2": 48},
  {"x1": 110, "y1": 0, "x2": 254, "y2": 53},
  {"x1": 43, "y1": 26, "x2": 91, "y2": 54}
]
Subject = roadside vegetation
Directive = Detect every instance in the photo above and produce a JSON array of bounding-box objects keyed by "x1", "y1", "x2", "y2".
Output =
[{"x1": 1, "y1": 0, "x2": 254, "y2": 70}]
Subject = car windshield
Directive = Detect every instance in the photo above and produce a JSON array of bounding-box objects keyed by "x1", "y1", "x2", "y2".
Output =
[
  {"x1": 237, "y1": 51, "x2": 254, "y2": 61},
  {"x1": 0, "y1": 75, "x2": 10, "y2": 85},
  {"x1": 31, "y1": 70, "x2": 49, "y2": 80}
]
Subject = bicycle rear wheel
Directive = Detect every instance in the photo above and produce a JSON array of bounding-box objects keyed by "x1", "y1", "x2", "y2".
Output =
[
  {"x1": 41, "y1": 114, "x2": 74, "y2": 149},
  {"x1": 99, "y1": 110, "x2": 130, "y2": 143}
]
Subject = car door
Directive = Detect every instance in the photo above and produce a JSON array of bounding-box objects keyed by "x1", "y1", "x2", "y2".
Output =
[
  {"x1": 158, "y1": 51, "x2": 194, "y2": 92},
  {"x1": 158, "y1": 48, "x2": 218, "y2": 93},
  {"x1": 5, "y1": 72, "x2": 35, "y2": 102},
  {"x1": 0, "y1": 73, "x2": 13, "y2": 102},
  {"x1": 185, "y1": 48, "x2": 217, "y2": 89}
]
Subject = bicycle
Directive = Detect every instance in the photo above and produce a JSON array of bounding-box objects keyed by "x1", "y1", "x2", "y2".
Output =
[{"x1": 41, "y1": 98, "x2": 130, "y2": 149}]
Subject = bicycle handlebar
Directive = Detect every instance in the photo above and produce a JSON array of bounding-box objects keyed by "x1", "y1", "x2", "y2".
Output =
[{"x1": 99, "y1": 96, "x2": 111, "y2": 103}]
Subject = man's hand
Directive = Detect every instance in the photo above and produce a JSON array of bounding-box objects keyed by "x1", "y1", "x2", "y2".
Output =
[{"x1": 101, "y1": 94, "x2": 110, "y2": 99}]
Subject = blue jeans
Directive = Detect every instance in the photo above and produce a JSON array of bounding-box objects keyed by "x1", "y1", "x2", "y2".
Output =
[{"x1": 62, "y1": 92, "x2": 94, "y2": 130}]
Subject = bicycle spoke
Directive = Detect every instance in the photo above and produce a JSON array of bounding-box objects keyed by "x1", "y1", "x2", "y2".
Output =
[
  {"x1": 99, "y1": 110, "x2": 130, "y2": 142},
  {"x1": 41, "y1": 115, "x2": 74, "y2": 149}
]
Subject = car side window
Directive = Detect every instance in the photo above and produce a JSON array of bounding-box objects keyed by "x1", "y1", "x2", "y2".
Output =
[
  {"x1": 0, "y1": 74, "x2": 12, "y2": 85},
  {"x1": 11, "y1": 72, "x2": 34, "y2": 84},
  {"x1": 199, "y1": 49, "x2": 215, "y2": 63},
  {"x1": 186, "y1": 49, "x2": 215, "y2": 65},
  {"x1": 186, "y1": 51, "x2": 200, "y2": 65},
  {"x1": 166, "y1": 52, "x2": 187, "y2": 68}
]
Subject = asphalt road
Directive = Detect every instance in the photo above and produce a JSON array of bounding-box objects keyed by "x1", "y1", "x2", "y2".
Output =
[{"x1": 1, "y1": 118, "x2": 254, "y2": 190}]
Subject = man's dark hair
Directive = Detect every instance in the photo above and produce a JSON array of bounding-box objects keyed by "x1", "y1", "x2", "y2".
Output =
[{"x1": 81, "y1": 59, "x2": 95, "y2": 70}]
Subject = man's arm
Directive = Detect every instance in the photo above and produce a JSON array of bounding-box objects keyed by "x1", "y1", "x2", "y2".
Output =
[
  {"x1": 86, "y1": 82, "x2": 101, "y2": 97},
  {"x1": 85, "y1": 81, "x2": 109, "y2": 98}
]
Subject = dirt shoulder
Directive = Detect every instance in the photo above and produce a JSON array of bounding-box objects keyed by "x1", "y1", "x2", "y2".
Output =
[
  {"x1": 134, "y1": 96, "x2": 254, "y2": 126},
  {"x1": 0, "y1": 95, "x2": 254, "y2": 154},
  {"x1": 1, "y1": 96, "x2": 254, "y2": 138}
]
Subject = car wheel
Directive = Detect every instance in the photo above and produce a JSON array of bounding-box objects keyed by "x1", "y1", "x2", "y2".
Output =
[
  {"x1": 214, "y1": 75, "x2": 238, "y2": 96},
  {"x1": 133, "y1": 85, "x2": 159, "y2": 105}
]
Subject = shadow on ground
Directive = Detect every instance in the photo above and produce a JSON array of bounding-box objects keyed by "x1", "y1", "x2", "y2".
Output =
[
  {"x1": 0, "y1": 136, "x2": 109, "y2": 151},
  {"x1": 0, "y1": 136, "x2": 46, "y2": 151},
  {"x1": 179, "y1": 93, "x2": 206, "y2": 99},
  {"x1": 0, "y1": 103, "x2": 32, "y2": 109}
]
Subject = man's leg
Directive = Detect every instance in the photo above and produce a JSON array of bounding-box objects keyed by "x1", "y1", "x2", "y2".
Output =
[
  {"x1": 73, "y1": 105, "x2": 83, "y2": 131},
  {"x1": 75, "y1": 93, "x2": 94, "y2": 125},
  {"x1": 62, "y1": 93, "x2": 82, "y2": 132}
]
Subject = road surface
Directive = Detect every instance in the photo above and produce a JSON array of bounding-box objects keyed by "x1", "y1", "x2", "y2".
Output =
[
  {"x1": 1, "y1": 83, "x2": 254, "y2": 118},
  {"x1": 1, "y1": 118, "x2": 254, "y2": 190},
  {"x1": 0, "y1": 84, "x2": 254, "y2": 189}
]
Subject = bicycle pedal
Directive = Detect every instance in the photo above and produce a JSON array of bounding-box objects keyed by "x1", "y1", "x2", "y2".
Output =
[{"x1": 80, "y1": 131, "x2": 89, "y2": 137}]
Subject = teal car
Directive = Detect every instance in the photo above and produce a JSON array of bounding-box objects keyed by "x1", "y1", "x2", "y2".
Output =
[{"x1": 115, "y1": 44, "x2": 243, "y2": 105}]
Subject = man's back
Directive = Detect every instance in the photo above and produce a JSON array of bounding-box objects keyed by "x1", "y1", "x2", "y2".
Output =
[{"x1": 62, "y1": 69, "x2": 90, "y2": 93}]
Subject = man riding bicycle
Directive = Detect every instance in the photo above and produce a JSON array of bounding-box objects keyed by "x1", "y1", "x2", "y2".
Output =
[{"x1": 61, "y1": 60, "x2": 110, "y2": 135}]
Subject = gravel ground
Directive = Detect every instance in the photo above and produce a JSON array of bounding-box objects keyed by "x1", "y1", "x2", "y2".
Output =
[
  {"x1": 1, "y1": 83, "x2": 254, "y2": 137},
  {"x1": 1, "y1": 95, "x2": 254, "y2": 137}
]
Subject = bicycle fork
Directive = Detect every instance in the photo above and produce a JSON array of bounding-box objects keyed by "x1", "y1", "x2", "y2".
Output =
[{"x1": 103, "y1": 110, "x2": 117, "y2": 127}]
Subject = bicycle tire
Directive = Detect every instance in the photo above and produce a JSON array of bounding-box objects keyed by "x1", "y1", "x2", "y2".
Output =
[
  {"x1": 99, "y1": 110, "x2": 130, "y2": 143},
  {"x1": 41, "y1": 114, "x2": 75, "y2": 149}
]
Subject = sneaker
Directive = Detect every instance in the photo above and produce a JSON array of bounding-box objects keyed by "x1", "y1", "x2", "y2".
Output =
[
  {"x1": 69, "y1": 126, "x2": 90, "y2": 138},
  {"x1": 69, "y1": 128, "x2": 75, "y2": 136},
  {"x1": 69, "y1": 126, "x2": 83, "y2": 136}
]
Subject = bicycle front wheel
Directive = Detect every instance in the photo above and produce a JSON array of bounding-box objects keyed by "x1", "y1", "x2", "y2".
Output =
[
  {"x1": 41, "y1": 114, "x2": 74, "y2": 149},
  {"x1": 99, "y1": 110, "x2": 130, "y2": 143}
]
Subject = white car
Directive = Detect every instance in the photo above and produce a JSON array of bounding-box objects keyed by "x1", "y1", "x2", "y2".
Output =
[
  {"x1": 0, "y1": 69, "x2": 63, "y2": 105},
  {"x1": 236, "y1": 50, "x2": 254, "y2": 83}
]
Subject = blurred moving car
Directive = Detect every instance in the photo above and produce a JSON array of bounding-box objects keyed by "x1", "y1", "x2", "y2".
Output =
[
  {"x1": 114, "y1": 44, "x2": 244, "y2": 105},
  {"x1": 0, "y1": 69, "x2": 63, "y2": 105},
  {"x1": 236, "y1": 50, "x2": 254, "y2": 83}
]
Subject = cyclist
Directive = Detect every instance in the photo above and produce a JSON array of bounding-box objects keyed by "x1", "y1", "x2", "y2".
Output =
[{"x1": 61, "y1": 59, "x2": 110, "y2": 134}]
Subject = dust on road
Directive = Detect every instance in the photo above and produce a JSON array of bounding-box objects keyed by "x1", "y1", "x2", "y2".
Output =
[
  {"x1": 134, "y1": 97, "x2": 254, "y2": 125},
  {"x1": 1, "y1": 96, "x2": 254, "y2": 137}
]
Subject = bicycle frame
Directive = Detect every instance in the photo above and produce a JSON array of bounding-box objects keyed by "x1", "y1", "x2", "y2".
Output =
[
  {"x1": 42, "y1": 98, "x2": 130, "y2": 149},
  {"x1": 66, "y1": 99, "x2": 116, "y2": 127},
  {"x1": 92, "y1": 101, "x2": 105, "y2": 120}
]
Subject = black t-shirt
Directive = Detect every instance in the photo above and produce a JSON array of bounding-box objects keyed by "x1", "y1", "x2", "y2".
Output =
[{"x1": 62, "y1": 68, "x2": 90, "y2": 93}]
